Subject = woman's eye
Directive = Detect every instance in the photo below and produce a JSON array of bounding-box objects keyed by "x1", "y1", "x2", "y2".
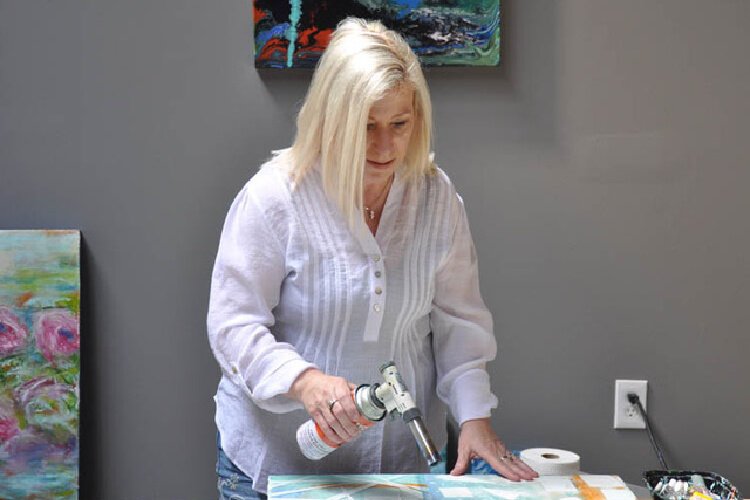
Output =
[
  {"x1": 367, "y1": 123, "x2": 375, "y2": 131},
  {"x1": 393, "y1": 121, "x2": 407, "y2": 128}
]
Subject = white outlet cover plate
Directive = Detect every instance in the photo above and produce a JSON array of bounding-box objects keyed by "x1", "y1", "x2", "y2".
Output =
[{"x1": 614, "y1": 379, "x2": 647, "y2": 429}]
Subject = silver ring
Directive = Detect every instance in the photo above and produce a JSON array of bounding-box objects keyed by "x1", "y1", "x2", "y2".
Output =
[{"x1": 327, "y1": 399, "x2": 339, "y2": 412}]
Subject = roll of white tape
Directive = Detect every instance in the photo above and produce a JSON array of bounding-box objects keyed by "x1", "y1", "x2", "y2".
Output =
[{"x1": 519, "y1": 448, "x2": 581, "y2": 476}]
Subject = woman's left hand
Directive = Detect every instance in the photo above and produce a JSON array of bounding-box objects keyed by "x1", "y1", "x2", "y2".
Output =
[{"x1": 450, "y1": 418, "x2": 539, "y2": 481}]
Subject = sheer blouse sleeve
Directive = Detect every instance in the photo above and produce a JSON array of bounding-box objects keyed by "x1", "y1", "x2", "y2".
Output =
[{"x1": 207, "y1": 179, "x2": 316, "y2": 413}]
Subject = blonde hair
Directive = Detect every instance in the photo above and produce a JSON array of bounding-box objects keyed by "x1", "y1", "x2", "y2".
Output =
[{"x1": 286, "y1": 18, "x2": 434, "y2": 227}]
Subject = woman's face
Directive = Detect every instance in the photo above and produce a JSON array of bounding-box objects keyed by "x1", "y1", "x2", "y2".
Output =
[{"x1": 365, "y1": 85, "x2": 415, "y2": 181}]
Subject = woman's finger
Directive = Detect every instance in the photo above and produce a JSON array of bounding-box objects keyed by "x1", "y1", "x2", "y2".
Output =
[
  {"x1": 484, "y1": 452, "x2": 521, "y2": 482},
  {"x1": 508, "y1": 455, "x2": 539, "y2": 479},
  {"x1": 486, "y1": 449, "x2": 539, "y2": 481},
  {"x1": 331, "y1": 401, "x2": 360, "y2": 439},
  {"x1": 337, "y1": 388, "x2": 362, "y2": 425},
  {"x1": 449, "y1": 448, "x2": 471, "y2": 476},
  {"x1": 321, "y1": 399, "x2": 357, "y2": 442},
  {"x1": 314, "y1": 407, "x2": 344, "y2": 446}
]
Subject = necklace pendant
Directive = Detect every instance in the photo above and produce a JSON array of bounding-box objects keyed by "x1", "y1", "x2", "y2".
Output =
[{"x1": 364, "y1": 175, "x2": 392, "y2": 223}]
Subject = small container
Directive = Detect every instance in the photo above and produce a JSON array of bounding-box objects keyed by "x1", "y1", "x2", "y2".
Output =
[{"x1": 643, "y1": 470, "x2": 742, "y2": 500}]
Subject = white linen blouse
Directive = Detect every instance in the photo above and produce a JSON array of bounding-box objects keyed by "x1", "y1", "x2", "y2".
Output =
[{"x1": 207, "y1": 151, "x2": 498, "y2": 493}]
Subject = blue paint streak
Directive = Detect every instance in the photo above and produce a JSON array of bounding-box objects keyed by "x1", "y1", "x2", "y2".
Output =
[
  {"x1": 286, "y1": 0, "x2": 302, "y2": 68},
  {"x1": 393, "y1": 0, "x2": 421, "y2": 9},
  {"x1": 256, "y1": 23, "x2": 289, "y2": 50},
  {"x1": 393, "y1": 0, "x2": 421, "y2": 19}
]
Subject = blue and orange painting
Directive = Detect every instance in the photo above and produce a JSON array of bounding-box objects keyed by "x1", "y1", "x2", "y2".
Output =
[
  {"x1": 253, "y1": 0, "x2": 501, "y2": 68},
  {"x1": 0, "y1": 230, "x2": 80, "y2": 499}
]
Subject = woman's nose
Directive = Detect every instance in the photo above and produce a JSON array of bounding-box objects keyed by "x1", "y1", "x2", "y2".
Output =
[{"x1": 370, "y1": 129, "x2": 393, "y2": 156}]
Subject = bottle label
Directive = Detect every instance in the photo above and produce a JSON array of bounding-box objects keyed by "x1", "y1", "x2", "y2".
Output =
[{"x1": 296, "y1": 420, "x2": 338, "y2": 460}]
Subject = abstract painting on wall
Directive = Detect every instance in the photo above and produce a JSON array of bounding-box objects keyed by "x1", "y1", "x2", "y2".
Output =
[
  {"x1": 0, "y1": 230, "x2": 80, "y2": 499},
  {"x1": 253, "y1": 1, "x2": 501, "y2": 68}
]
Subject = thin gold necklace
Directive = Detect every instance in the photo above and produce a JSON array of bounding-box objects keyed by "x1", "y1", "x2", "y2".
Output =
[{"x1": 363, "y1": 175, "x2": 394, "y2": 220}]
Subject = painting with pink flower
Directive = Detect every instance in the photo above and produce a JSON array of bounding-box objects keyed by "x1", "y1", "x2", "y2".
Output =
[{"x1": 0, "y1": 230, "x2": 80, "y2": 499}]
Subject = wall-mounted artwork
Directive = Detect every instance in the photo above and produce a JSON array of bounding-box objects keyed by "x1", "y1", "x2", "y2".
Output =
[
  {"x1": 0, "y1": 230, "x2": 81, "y2": 499},
  {"x1": 253, "y1": 1, "x2": 501, "y2": 68}
]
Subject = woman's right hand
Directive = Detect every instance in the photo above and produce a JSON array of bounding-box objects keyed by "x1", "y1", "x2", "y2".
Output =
[{"x1": 287, "y1": 368, "x2": 362, "y2": 446}]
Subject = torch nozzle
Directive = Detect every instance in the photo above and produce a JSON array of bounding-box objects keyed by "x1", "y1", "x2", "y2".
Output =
[{"x1": 407, "y1": 416, "x2": 441, "y2": 466}]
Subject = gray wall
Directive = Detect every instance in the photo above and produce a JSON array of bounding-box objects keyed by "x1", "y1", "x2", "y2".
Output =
[{"x1": 1, "y1": 0, "x2": 748, "y2": 497}]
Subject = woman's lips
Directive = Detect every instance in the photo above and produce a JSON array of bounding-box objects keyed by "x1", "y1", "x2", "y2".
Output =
[{"x1": 367, "y1": 159, "x2": 394, "y2": 169}]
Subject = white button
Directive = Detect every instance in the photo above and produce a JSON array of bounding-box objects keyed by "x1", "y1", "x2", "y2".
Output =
[
  {"x1": 373, "y1": 255, "x2": 381, "y2": 262},
  {"x1": 374, "y1": 271, "x2": 382, "y2": 278},
  {"x1": 374, "y1": 304, "x2": 381, "y2": 312},
  {"x1": 375, "y1": 287, "x2": 382, "y2": 295}
]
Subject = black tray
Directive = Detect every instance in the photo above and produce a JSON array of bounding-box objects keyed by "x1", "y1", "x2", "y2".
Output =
[{"x1": 643, "y1": 470, "x2": 742, "y2": 500}]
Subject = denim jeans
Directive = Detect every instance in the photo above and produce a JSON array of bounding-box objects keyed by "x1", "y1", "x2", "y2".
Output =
[{"x1": 216, "y1": 434, "x2": 267, "y2": 500}]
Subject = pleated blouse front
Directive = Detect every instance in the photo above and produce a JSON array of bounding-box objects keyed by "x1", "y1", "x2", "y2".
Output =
[{"x1": 207, "y1": 152, "x2": 498, "y2": 493}]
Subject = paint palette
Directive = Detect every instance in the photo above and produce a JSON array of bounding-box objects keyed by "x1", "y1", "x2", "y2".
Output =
[{"x1": 268, "y1": 473, "x2": 637, "y2": 499}]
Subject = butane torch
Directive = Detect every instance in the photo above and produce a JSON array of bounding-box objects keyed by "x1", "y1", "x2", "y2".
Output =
[
  {"x1": 296, "y1": 361, "x2": 442, "y2": 466},
  {"x1": 355, "y1": 361, "x2": 442, "y2": 466}
]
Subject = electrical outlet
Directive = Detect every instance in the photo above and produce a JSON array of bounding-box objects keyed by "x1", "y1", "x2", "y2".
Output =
[{"x1": 613, "y1": 380, "x2": 647, "y2": 429}]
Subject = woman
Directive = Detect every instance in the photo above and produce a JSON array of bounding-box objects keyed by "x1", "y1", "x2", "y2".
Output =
[{"x1": 208, "y1": 18, "x2": 537, "y2": 498}]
